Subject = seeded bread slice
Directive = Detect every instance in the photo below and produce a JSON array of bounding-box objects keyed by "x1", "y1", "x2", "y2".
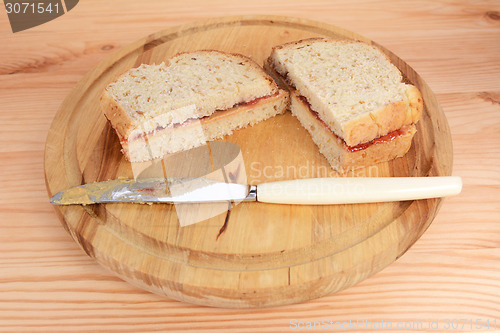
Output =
[
  {"x1": 268, "y1": 38, "x2": 422, "y2": 147},
  {"x1": 265, "y1": 46, "x2": 418, "y2": 172},
  {"x1": 101, "y1": 50, "x2": 287, "y2": 162}
]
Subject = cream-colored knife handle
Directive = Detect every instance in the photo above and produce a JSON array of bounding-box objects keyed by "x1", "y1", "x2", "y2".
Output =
[{"x1": 256, "y1": 176, "x2": 462, "y2": 205}]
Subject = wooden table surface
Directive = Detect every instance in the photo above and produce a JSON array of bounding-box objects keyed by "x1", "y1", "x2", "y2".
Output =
[{"x1": 1, "y1": 0, "x2": 499, "y2": 332}]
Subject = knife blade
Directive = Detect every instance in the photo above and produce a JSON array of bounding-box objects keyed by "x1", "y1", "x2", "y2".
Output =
[{"x1": 50, "y1": 176, "x2": 462, "y2": 205}]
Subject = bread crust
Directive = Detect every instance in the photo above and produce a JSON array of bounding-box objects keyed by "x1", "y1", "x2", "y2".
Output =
[
  {"x1": 268, "y1": 38, "x2": 423, "y2": 146},
  {"x1": 342, "y1": 84, "x2": 422, "y2": 146},
  {"x1": 100, "y1": 90, "x2": 136, "y2": 142}
]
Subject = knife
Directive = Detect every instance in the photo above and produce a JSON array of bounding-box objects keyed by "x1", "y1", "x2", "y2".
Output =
[{"x1": 50, "y1": 176, "x2": 462, "y2": 205}]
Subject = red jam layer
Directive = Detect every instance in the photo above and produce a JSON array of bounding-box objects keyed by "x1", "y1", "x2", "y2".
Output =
[{"x1": 128, "y1": 92, "x2": 278, "y2": 141}]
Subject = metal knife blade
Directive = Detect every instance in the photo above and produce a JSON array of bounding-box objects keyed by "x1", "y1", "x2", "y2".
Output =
[
  {"x1": 50, "y1": 177, "x2": 255, "y2": 205},
  {"x1": 50, "y1": 176, "x2": 462, "y2": 206}
]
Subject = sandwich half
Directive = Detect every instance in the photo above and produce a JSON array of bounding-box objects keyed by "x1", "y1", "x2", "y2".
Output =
[
  {"x1": 101, "y1": 50, "x2": 288, "y2": 162},
  {"x1": 266, "y1": 38, "x2": 423, "y2": 171}
]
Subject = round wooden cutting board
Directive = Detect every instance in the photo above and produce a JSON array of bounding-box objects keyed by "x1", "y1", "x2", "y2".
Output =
[{"x1": 44, "y1": 15, "x2": 453, "y2": 308}]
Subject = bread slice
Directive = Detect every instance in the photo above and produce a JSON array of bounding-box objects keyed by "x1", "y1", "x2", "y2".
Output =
[
  {"x1": 287, "y1": 87, "x2": 416, "y2": 170},
  {"x1": 101, "y1": 50, "x2": 288, "y2": 162},
  {"x1": 266, "y1": 38, "x2": 423, "y2": 171}
]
